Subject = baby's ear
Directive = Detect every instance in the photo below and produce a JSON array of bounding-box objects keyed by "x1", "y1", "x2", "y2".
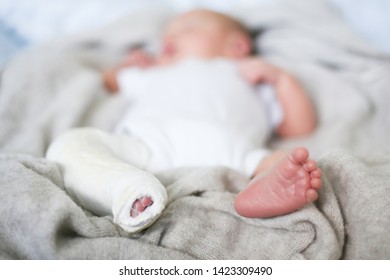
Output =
[{"x1": 225, "y1": 32, "x2": 252, "y2": 58}]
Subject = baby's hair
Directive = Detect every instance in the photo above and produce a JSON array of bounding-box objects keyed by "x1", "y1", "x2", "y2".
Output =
[
  {"x1": 220, "y1": 13, "x2": 250, "y2": 36},
  {"x1": 228, "y1": 18, "x2": 249, "y2": 32},
  {"x1": 222, "y1": 14, "x2": 259, "y2": 55}
]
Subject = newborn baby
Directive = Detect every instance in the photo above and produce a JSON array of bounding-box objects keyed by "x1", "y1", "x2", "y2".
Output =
[{"x1": 47, "y1": 9, "x2": 322, "y2": 233}]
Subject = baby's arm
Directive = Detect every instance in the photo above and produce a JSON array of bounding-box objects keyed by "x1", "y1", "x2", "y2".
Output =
[
  {"x1": 238, "y1": 57, "x2": 317, "y2": 138},
  {"x1": 102, "y1": 49, "x2": 156, "y2": 93}
]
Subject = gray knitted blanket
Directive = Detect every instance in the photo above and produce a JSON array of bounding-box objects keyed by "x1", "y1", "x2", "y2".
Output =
[{"x1": 1, "y1": 0, "x2": 389, "y2": 259}]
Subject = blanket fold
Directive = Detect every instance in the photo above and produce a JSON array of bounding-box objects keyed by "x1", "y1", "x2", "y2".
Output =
[{"x1": 319, "y1": 150, "x2": 390, "y2": 259}]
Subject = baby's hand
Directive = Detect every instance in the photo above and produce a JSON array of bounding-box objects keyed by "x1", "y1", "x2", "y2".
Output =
[
  {"x1": 122, "y1": 49, "x2": 155, "y2": 69},
  {"x1": 102, "y1": 49, "x2": 155, "y2": 94},
  {"x1": 237, "y1": 57, "x2": 282, "y2": 85},
  {"x1": 102, "y1": 68, "x2": 120, "y2": 93}
]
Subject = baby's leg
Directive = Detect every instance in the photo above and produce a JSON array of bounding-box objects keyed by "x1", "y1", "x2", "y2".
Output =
[
  {"x1": 46, "y1": 127, "x2": 167, "y2": 232},
  {"x1": 234, "y1": 147, "x2": 321, "y2": 218}
]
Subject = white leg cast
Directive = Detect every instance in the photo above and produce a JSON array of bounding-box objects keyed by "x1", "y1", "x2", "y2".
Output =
[{"x1": 46, "y1": 127, "x2": 167, "y2": 233}]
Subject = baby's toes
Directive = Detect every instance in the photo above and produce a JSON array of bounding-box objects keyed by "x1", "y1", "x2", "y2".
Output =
[
  {"x1": 130, "y1": 199, "x2": 144, "y2": 218},
  {"x1": 130, "y1": 196, "x2": 154, "y2": 218},
  {"x1": 310, "y1": 168, "x2": 322, "y2": 179},
  {"x1": 140, "y1": 196, "x2": 153, "y2": 207},
  {"x1": 310, "y1": 177, "x2": 322, "y2": 190},
  {"x1": 306, "y1": 188, "x2": 319, "y2": 203},
  {"x1": 303, "y1": 160, "x2": 317, "y2": 172}
]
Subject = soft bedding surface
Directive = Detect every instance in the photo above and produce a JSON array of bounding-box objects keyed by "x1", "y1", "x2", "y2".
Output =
[{"x1": 0, "y1": 0, "x2": 389, "y2": 259}]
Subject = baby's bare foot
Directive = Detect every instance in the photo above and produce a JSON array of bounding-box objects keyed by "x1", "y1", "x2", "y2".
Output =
[
  {"x1": 234, "y1": 147, "x2": 322, "y2": 218},
  {"x1": 130, "y1": 196, "x2": 153, "y2": 218}
]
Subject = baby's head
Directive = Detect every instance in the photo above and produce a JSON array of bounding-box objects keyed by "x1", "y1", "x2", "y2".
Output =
[{"x1": 159, "y1": 9, "x2": 252, "y2": 64}]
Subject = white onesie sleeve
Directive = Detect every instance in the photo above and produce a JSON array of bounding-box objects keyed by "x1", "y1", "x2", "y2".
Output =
[
  {"x1": 116, "y1": 67, "x2": 146, "y2": 99},
  {"x1": 257, "y1": 84, "x2": 284, "y2": 130}
]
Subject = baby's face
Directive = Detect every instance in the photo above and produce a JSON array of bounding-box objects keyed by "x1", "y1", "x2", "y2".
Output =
[{"x1": 159, "y1": 10, "x2": 237, "y2": 64}]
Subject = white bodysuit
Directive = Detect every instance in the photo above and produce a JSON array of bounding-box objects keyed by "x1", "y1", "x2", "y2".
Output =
[{"x1": 116, "y1": 58, "x2": 282, "y2": 176}]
